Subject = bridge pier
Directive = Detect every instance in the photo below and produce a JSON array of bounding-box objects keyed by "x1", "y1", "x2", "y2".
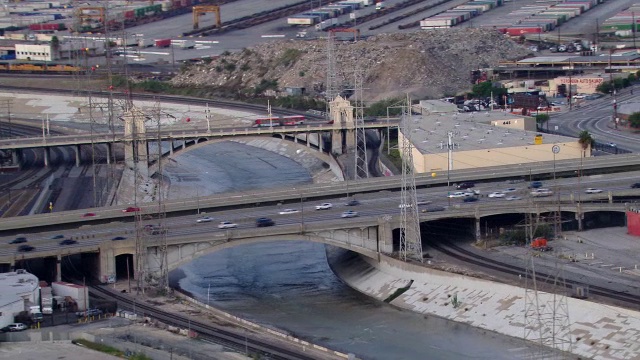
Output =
[
  {"x1": 377, "y1": 218, "x2": 393, "y2": 254},
  {"x1": 56, "y1": 254, "x2": 62, "y2": 282},
  {"x1": 74, "y1": 145, "x2": 81, "y2": 167},
  {"x1": 475, "y1": 217, "x2": 481, "y2": 244},
  {"x1": 106, "y1": 143, "x2": 111, "y2": 164},
  {"x1": 12, "y1": 149, "x2": 19, "y2": 165},
  {"x1": 43, "y1": 147, "x2": 50, "y2": 167},
  {"x1": 576, "y1": 203, "x2": 583, "y2": 231},
  {"x1": 331, "y1": 130, "x2": 343, "y2": 155},
  {"x1": 99, "y1": 246, "x2": 116, "y2": 284}
]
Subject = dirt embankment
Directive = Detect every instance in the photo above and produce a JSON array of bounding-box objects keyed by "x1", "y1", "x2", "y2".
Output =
[{"x1": 171, "y1": 28, "x2": 531, "y2": 101}]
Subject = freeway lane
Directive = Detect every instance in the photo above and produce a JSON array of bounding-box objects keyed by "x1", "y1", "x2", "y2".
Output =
[
  {"x1": 549, "y1": 87, "x2": 640, "y2": 152},
  {"x1": 2, "y1": 152, "x2": 640, "y2": 232},
  {"x1": 1, "y1": 172, "x2": 638, "y2": 259}
]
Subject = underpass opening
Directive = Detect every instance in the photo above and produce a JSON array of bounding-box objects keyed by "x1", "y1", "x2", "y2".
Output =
[
  {"x1": 14, "y1": 256, "x2": 57, "y2": 283},
  {"x1": 115, "y1": 254, "x2": 134, "y2": 281},
  {"x1": 572, "y1": 210, "x2": 626, "y2": 231}
]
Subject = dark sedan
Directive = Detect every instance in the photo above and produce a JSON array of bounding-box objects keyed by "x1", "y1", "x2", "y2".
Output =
[
  {"x1": 59, "y1": 239, "x2": 77, "y2": 246},
  {"x1": 9, "y1": 237, "x2": 27, "y2": 244},
  {"x1": 18, "y1": 245, "x2": 35, "y2": 252}
]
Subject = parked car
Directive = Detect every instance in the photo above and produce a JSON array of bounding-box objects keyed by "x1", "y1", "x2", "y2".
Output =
[
  {"x1": 122, "y1": 206, "x2": 141, "y2": 213},
  {"x1": 585, "y1": 188, "x2": 603, "y2": 194},
  {"x1": 315, "y1": 203, "x2": 333, "y2": 210},
  {"x1": 218, "y1": 221, "x2": 237, "y2": 229},
  {"x1": 1, "y1": 323, "x2": 27, "y2": 332},
  {"x1": 278, "y1": 209, "x2": 299, "y2": 215},
  {"x1": 196, "y1": 216, "x2": 214, "y2": 223},
  {"x1": 18, "y1": 245, "x2": 35, "y2": 252},
  {"x1": 341, "y1": 210, "x2": 359, "y2": 218},
  {"x1": 9, "y1": 237, "x2": 27, "y2": 244},
  {"x1": 59, "y1": 239, "x2": 77, "y2": 245},
  {"x1": 345, "y1": 199, "x2": 360, "y2": 206},
  {"x1": 256, "y1": 217, "x2": 275, "y2": 227}
]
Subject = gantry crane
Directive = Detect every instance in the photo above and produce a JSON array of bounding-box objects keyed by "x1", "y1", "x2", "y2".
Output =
[{"x1": 192, "y1": 5, "x2": 221, "y2": 30}]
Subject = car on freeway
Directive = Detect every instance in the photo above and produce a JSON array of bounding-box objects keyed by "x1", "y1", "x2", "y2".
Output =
[
  {"x1": 530, "y1": 189, "x2": 553, "y2": 197},
  {"x1": 585, "y1": 188, "x2": 603, "y2": 194},
  {"x1": 606, "y1": 142, "x2": 617, "y2": 147},
  {"x1": 196, "y1": 216, "x2": 214, "y2": 223},
  {"x1": 488, "y1": 192, "x2": 505, "y2": 198},
  {"x1": 345, "y1": 199, "x2": 360, "y2": 206},
  {"x1": 463, "y1": 196, "x2": 478, "y2": 203},
  {"x1": 448, "y1": 191, "x2": 468, "y2": 198},
  {"x1": 50, "y1": 234, "x2": 64, "y2": 239},
  {"x1": 505, "y1": 196, "x2": 522, "y2": 201},
  {"x1": 1, "y1": 323, "x2": 27, "y2": 332},
  {"x1": 112, "y1": 236, "x2": 127, "y2": 241},
  {"x1": 9, "y1": 237, "x2": 27, "y2": 244},
  {"x1": 256, "y1": 217, "x2": 275, "y2": 227},
  {"x1": 279, "y1": 209, "x2": 299, "y2": 215},
  {"x1": 18, "y1": 245, "x2": 35, "y2": 252},
  {"x1": 502, "y1": 188, "x2": 517, "y2": 193},
  {"x1": 341, "y1": 210, "x2": 359, "y2": 218},
  {"x1": 59, "y1": 239, "x2": 77, "y2": 246},
  {"x1": 632, "y1": 182, "x2": 640, "y2": 189},
  {"x1": 528, "y1": 181, "x2": 543, "y2": 189},
  {"x1": 218, "y1": 221, "x2": 237, "y2": 229},
  {"x1": 416, "y1": 200, "x2": 432, "y2": 206},
  {"x1": 456, "y1": 182, "x2": 475, "y2": 190},
  {"x1": 122, "y1": 206, "x2": 141, "y2": 213},
  {"x1": 315, "y1": 203, "x2": 333, "y2": 210},
  {"x1": 82, "y1": 212, "x2": 96, "y2": 218},
  {"x1": 422, "y1": 205, "x2": 446, "y2": 213}
]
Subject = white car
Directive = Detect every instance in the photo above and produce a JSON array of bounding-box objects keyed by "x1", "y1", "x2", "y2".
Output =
[
  {"x1": 6, "y1": 323, "x2": 27, "y2": 331},
  {"x1": 448, "y1": 191, "x2": 467, "y2": 198},
  {"x1": 488, "y1": 192, "x2": 505, "y2": 198},
  {"x1": 278, "y1": 209, "x2": 299, "y2": 215},
  {"x1": 505, "y1": 196, "x2": 522, "y2": 201},
  {"x1": 531, "y1": 189, "x2": 553, "y2": 197},
  {"x1": 315, "y1": 203, "x2": 333, "y2": 210},
  {"x1": 217, "y1": 221, "x2": 237, "y2": 229},
  {"x1": 585, "y1": 188, "x2": 603, "y2": 194},
  {"x1": 341, "y1": 210, "x2": 359, "y2": 218},
  {"x1": 196, "y1": 216, "x2": 214, "y2": 223}
]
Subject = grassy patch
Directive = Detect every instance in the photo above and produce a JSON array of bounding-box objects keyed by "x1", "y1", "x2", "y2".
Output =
[
  {"x1": 73, "y1": 339, "x2": 152, "y2": 359},
  {"x1": 278, "y1": 48, "x2": 303, "y2": 67}
]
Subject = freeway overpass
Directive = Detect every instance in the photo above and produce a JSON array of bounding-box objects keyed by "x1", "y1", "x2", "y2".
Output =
[{"x1": 0, "y1": 191, "x2": 631, "y2": 285}]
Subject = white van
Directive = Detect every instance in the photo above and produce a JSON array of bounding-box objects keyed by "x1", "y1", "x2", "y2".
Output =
[{"x1": 42, "y1": 307, "x2": 53, "y2": 315}]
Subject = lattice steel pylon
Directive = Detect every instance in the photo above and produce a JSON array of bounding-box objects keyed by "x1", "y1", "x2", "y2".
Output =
[
  {"x1": 352, "y1": 68, "x2": 368, "y2": 179},
  {"x1": 399, "y1": 95, "x2": 423, "y2": 262},
  {"x1": 524, "y1": 201, "x2": 572, "y2": 358},
  {"x1": 152, "y1": 100, "x2": 169, "y2": 291},
  {"x1": 325, "y1": 31, "x2": 338, "y2": 119}
]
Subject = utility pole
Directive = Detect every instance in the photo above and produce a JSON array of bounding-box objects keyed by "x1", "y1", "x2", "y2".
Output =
[
  {"x1": 447, "y1": 131, "x2": 453, "y2": 206},
  {"x1": 609, "y1": 49, "x2": 618, "y2": 130},
  {"x1": 205, "y1": 103, "x2": 211, "y2": 133}
]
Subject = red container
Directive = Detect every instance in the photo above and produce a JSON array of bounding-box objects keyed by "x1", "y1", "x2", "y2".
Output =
[
  {"x1": 155, "y1": 38, "x2": 172, "y2": 48},
  {"x1": 29, "y1": 23, "x2": 43, "y2": 31},
  {"x1": 506, "y1": 26, "x2": 542, "y2": 36},
  {"x1": 125, "y1": 10, "x2": 135, "y2": 19}
]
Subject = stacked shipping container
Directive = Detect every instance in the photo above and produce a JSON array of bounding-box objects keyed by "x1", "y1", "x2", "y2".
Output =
[
  {"x1": 420, "y1": 0, "x2": 503, "y2": 29},
  {"x1": 600, "y1": 4, "x2": 640, "y2": 36}
]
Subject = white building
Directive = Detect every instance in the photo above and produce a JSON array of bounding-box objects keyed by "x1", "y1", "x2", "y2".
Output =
[
  {"x1": 15, "y1": 43, "x2": 54, "y2": 61},
  {"x1": 0, "y1": 270, "x2": 40, "y2": 328}
]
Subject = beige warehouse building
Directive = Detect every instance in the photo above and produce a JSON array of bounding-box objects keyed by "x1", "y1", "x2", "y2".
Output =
[{"x1": 399, "y1": 110, "x2": 587, "y2": 173}]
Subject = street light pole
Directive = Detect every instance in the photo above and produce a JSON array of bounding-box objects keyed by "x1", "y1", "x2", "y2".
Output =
[
  {"x1": 447, "y1": 131, "x2": 453, "y2": 206},
  {"x1": 205, "y1": 103, "x2": 211, "y2": 133}
]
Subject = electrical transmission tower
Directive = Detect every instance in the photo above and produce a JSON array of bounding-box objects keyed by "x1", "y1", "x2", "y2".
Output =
[
  {"x1": 352, "y1": 68, "x2": 368, "y2": 179},
  {"x1": 153, "y1": 100, "x2": 169, "y2": 291},
  {"x1": 523, "y1": 202, "x2": 572, "y2": 358},
  {"x1": 325, "y1": 31, "x2": 338, "y2": 119},
  {"x1": 399, "y1": 95, "x2": 423, "y2": 262}
]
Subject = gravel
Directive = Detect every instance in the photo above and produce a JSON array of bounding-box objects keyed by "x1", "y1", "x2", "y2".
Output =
[{"x1": 171, "y1": 28, "x2": 532, "y2": 101}]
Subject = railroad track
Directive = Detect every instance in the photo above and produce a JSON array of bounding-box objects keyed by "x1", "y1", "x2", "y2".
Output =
[
  {"x1": 90, "y1": 285, "x2": 319, "y2": 360},
  {"x1": 0, "y1": 84, "x2": 323, "y2": 120},
  {"x1": 430, "y1": 241, "x2": 640, "y2": 308}
]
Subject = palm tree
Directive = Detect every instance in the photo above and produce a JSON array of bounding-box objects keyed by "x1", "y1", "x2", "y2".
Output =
[{"x1": 578, "y1": 130, "x2": 594, "y2": 156}]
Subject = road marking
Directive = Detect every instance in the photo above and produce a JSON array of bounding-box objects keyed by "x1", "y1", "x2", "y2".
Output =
[
  {"x1": 195, "y1": 45, "x2": 211, "y2": 50},
  {"x1": 261, "y1": 34, "x2": 286, "y2": 38},
  {"x1": 195, "y1": 40, "x2": 219, "y2": 44},
  {"x1": 138, "y1": 51, "x2": 171, "y2": 55}
]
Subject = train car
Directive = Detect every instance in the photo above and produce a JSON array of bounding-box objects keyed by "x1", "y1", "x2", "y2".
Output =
[
  {"x1": 0, "y1": 61, "x2": 83, "y2": 74},
  {"x1": 254, "y1": 115, "x2": 306, "y2": 127}
]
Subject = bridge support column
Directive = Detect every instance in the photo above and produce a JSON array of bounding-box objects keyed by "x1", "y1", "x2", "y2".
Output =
[
  {"x1": 306, "y1": 133, "x2": 311, "y2": 147},
  {"x1": 576, "y1": 203, "x2": 583, "y2": 231},
  {"x1": 377, "y1": 218, "x2": 393, "y2": 255},
  {"x1": 56, "y1": 254, "x2": 62, "y2": 282},
  {"x1": 75, "y1": 145, "x2": 81, "y2": 167},
  {"x1": 345, "y1": 128, "x2": 355, "y2": 150},
  {"x1": 319, "y1": 134, "x2": 323, "y2": 153},
  {"x1": 43, "y1": 147, "x2": 50, "y2": 167},
  {"x1": 169, "y1": 141, "x2": 174, "y2": 155},
  {"x1": 99, "y1": 247, "x2": 116, "y2": 284},
  {"x1": 11, "y1": 149, "x2": 19, "y2": 165},
  {"x1": 106, "y1": 143, "x2": 111, "y2": 164},
  {"x1": 475, "y1": 217, "x2": 481, "y2": 244},
  {"x1": 182, "y1": 140, "x2": 186, "y2": 150},
  {"x1": 9, "y1": 259, "x2": 14, "y2": 271},
  {"x1": 331, "y1": 130, "x2": 343, "y2": 155}
]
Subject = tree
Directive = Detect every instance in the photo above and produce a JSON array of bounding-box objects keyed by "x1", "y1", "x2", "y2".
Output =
[
  {"x1": 535, "y1": 113, "x2": 549, "y2": 128},
  {"x1": 629, "y1": 112, "x2": 640, "y2": 128},
  {"x1": 578, "y1": 130, "x2": 594, "y2": 156},
  {"x1": 471, "y1": 81, "x2": 507, "y2": 98}
]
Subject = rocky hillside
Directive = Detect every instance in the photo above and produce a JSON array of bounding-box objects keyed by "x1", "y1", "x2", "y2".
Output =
[{"x1": 171, "y1": 28, "x2": 531, "y2": 101}]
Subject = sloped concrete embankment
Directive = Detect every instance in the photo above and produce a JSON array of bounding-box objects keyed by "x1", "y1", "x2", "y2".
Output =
[{"x1": 327, "y1": 248, "x2": 640, "y2": 360}]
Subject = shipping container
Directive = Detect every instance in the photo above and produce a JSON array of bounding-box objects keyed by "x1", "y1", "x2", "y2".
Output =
[
  {"x1": 339, "y1": 1, "x2": 362, "y2": 10},
  {"x1": 52, "y1": 281, "x2": 88, "y2": 311},
  {"x1": 302, "y1": 11, "x2": 331, "y2": 21},
  {"x1": 506, "y1": 26, "x2": 543, "y2": 36},
  {"x1": 420, "y1": 18, "x2": 455, "y2": 28},
  {"x1": 287, "y1": 15, "x2": 320, "y2": 25},
  {"x1": 125, "y1": 10, "x2": 135, "y2": 19}
]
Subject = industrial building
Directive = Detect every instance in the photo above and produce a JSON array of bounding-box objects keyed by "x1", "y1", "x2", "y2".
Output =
[
  {"x1": 399, "y1": 108, "x2": 586, "y2": 173},
  {"x1": 0, "y1": 270, "x2": 40, "y2": 328}
]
